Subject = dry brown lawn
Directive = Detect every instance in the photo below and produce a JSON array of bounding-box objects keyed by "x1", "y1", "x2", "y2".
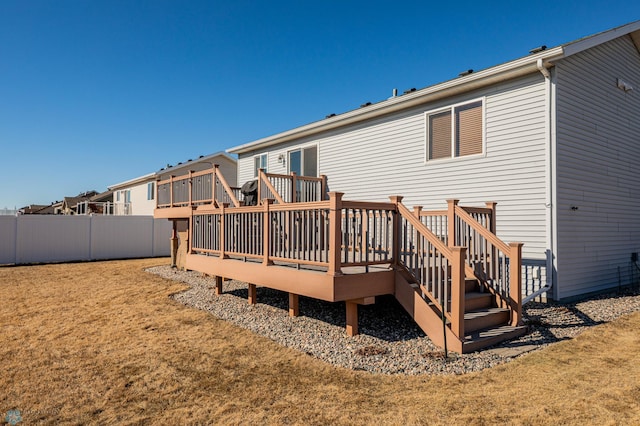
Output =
[{"x1": 1, "y1": 258, "x2": 639, "y2": 425}]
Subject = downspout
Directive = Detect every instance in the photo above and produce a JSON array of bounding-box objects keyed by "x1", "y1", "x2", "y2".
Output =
[{"x1": 524, "y1": 58, "x2": 554, "y2": 304}]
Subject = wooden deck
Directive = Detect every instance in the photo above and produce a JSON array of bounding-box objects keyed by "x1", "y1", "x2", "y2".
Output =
[{"x1": 154, "y1": 166, "x2": 525, "y2": 353}]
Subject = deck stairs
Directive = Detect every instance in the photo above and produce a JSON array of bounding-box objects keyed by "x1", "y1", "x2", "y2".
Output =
[{"x1": 394, "y1": 268, "x2": 527, "y2": 353}]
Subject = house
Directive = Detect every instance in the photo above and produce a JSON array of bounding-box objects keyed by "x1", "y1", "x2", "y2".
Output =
[
  {"x1": 75, "y1": 190, "x2": 115, "y2": 215},
  {"x1": 155, "y1": 22, "x2": 640, "y2": 352},
  {"x1": 109, "y1": 173, "x2": 155, "y2": 216},
  {"x1": 59, "y1": 191, "x2": 99, "y2": 215},
  {"x1": 228, "y1": 21, "x2": 640, "y2": 302}
]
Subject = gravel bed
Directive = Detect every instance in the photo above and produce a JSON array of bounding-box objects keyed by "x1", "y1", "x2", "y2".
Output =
[{"x1": 147, "y1": 266, "x2": 640, "y2": 376}]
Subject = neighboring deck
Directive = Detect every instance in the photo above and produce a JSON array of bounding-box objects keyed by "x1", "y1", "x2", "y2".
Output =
[{"x1": 155, "y1": 166, "x2": 526, "y2": 353}]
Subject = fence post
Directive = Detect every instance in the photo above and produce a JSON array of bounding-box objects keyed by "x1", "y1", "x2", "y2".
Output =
[
  {"x1": 450, "y1": 246, "x2": 467, "y2": 338},
  {"x1": 509, "y1": 242, "x2": 524, "y2": 326},
  {"x1": 388, "y1": 196, "x2": 404, "y2": 267},
  {"x1": 262, "y1": 199, "x2": 274, "y2": 265},
  {"x1": 328, "y1": 192, "x2": 344, "y2": 277},
  {"x1": 446, "y1": 199, "x2": 459, "y2": 248}
]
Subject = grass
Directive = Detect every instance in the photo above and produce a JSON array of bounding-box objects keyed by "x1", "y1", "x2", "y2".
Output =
[{"x1": 1, "y1": 258, "x2": 639, "y2": 425}]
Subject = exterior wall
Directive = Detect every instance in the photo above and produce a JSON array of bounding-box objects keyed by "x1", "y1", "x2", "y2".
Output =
[
  {"x1": 238, "y1": 74, "x2": 550, "y2": 269},
  {"x1": 554, "y1": 35, "x2": 640, "y2": 299}
]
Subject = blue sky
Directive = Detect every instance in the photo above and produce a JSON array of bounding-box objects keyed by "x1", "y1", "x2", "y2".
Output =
[{"x1": 1, "y1": 1, "x2": 639, "y2": 209}]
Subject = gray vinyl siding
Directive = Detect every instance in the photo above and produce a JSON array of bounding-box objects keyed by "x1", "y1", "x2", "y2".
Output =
[
  {"x1": 238, "y1": 73, "x2": 549, "y2": 269},
  {"x1": 554, "y1": 35, "x2": 640, "y2": 299}
]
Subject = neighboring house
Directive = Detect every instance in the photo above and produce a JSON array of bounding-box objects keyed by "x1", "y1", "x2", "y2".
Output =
[
  {"x1": 59, "y1": 191, "x2": 98, "y2": 215},
  {"x1": 109, "y1": 173, "x2": 155, "y2": 216},
  {"x1": 75, "y1": 190, "x2": 115, "y2": 215},
  {"x1": 227, "y1": 21, "x2": 640, "y2": 301},
  {"x1": 18, "y1": 205, "x2": 49, "y2": 215}
]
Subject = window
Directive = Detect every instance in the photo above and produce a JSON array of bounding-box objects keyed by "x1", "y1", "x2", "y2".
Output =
[
  {"x1": 427, "y1": 100, "x2": 483, "y2": 161},
  {"x1": 254, "y1": 154, "x2": 267, "y2": 177},
  {"x1": 147, "y1": 182, "x2": 155, "y2": 200},
  {"x1": 288, "y1": 145, "x2": 318, "y2": 177}
]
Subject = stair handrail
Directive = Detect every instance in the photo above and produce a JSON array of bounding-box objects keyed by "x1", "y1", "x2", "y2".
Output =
[
  {"x1": 391, "y1": 196, "x2": 467, "y2": 339},
  {"x1": 453, "y1": 204, "x2": 523, "y2": 326},
  {"x1": 214, "y1": 165, "x2": 240, "y2": 208}
]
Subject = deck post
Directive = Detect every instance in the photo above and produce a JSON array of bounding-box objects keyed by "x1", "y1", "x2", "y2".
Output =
[
  {"x1": 320, "y1": 175, "x2": 327, "y2": 200},
  {"x1": 248, "y1": 283, "x2": 257, "y2": 305},
  {"x1": 450, "y1": 246, "x2": 467, "y2": 338},
  {"x1": 263, "y1": 199, "x2": 274, "y2": 265},
  {"x1": 169, "y1": 175, "x2": 175, "y2": 207},
  {"x1": 446, "y1": 199, "x2": 459, "y2": 247},
  {"x1": 345, "y1": 301, "x2": 358, "y2": 336},
  {"x1": 388, "y1": 196, "x2": 404, "y2": 267},
  {"x1": 219, "y1": 202, "x2": 226, "y2": 259},
  {"x1": 291, "y1": 171, "x2": 297, "y2": 202},
  {"x1": 213, "y1": 164, "x2": 219, "y2": 206},
  {"x1": 214, "y1": 275, "x2": 223, "y2": 295},
  {"x1": 486, "y1": 201, "x2": 498, "y2": 279},
  {"x1": 188, "y1": 170, "x2": 193, "y2": 206},
  {"x1": 170, "y1": 220, "x2": 178, "y2": 268},
  {"x1": 288, "y1": 293, "x2": 299, "y2": 317},
  {"x1": 258, "y1": 169, "x2": 265, "y2": 205},
  {"x1": 509, "y1": 242, "x2": 524, "y2": 326},
  {"x1": 328, "y1": 192, "x2": 344, "y2": 277}
]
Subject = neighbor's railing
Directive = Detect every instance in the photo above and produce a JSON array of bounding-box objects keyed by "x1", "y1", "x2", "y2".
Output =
[{"x1": 76, "y1": 201, "x2": 118, "y2": 215}]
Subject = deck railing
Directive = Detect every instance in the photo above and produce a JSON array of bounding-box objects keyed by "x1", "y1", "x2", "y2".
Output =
[
  {"x1": 257, "y1": 170, "x2": 327, "y2": 204},
  {"x1": 157, "y1": 165, "x2": 241, "y2": 209},
  {"x1": 189, "y1": 192, "x2": 522, "y2": 337}
]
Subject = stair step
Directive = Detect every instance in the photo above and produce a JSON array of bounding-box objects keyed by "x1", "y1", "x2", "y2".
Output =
[
  {"x1": 462, "y1": 325, "x2": 528, "y2": 353},
  {"x1": 464, "y1": 307, "x2": 509, "y2": 333},
  {"x1": 465, "y1": 278, "x2": 479, "y2": 293},
  {"x1": 464, "y1": 292, "x2": 493, "y2": 312}
]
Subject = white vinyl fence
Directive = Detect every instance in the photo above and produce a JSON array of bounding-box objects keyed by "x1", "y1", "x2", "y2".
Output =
[{"x1": 0, "y1": 215, "x2": 172, "y2": 265}]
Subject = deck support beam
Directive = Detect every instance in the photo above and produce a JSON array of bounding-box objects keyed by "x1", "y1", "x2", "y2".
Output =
[
  {"x1": 248, "y1": 283, "x2": 257, "y2": 305},
  {"x1": 288, "y1": 293, "x2": 299, "y2": 317},
  {"x1": 214, "y1": 276, "x2": 223, "y2": 295},
  {"x1": 345, "y1": 301, "x2": 358, "y2": 336}
]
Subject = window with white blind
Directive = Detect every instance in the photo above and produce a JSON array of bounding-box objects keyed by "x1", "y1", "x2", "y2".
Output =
[{"x1": 426, "y1": 99, "x2": 484, "y2": 161}]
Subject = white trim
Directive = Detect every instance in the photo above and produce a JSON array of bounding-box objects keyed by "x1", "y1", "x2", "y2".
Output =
[
  {"x1": 109, "y1": 172, "x2": 156, "y2": 191},
  {"x1": 424, "y1": 97, "x2": 486, "y2": 163}
]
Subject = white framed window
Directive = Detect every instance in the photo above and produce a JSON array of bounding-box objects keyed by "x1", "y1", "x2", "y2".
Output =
[
  {"x1": 425, "y1": 99, "x2": 484, "y2": 161},
  {"x1": 288, "y1": 145, "x2": 318, "y2": 177},
  {"x1": 147, "y1": 182, "x2": 155, "y2": 200},
  {"x1": 124, "y1": 190, "x2": 131, "y2": 203},
  {"x1": 254, "y1": 154, "x2": 267, "y2": 177}
]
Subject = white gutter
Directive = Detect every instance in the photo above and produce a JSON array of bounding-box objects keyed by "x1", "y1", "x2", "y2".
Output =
[{"x1": 525, "y1": 58, "x2": 555, "y2": 304}]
